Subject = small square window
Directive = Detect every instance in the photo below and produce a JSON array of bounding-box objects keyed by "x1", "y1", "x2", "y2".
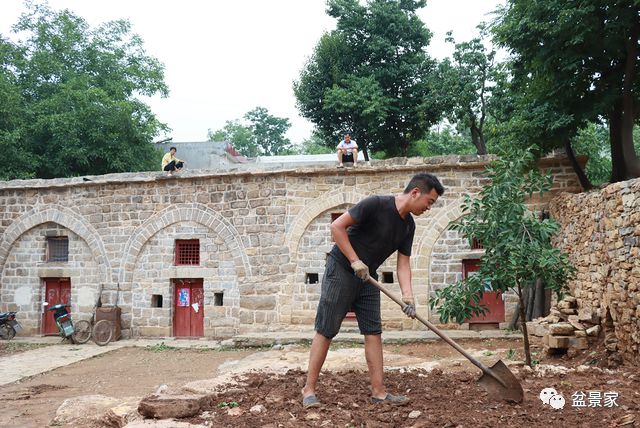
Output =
[
  {"x1": 151, "y1": 294, "x2": 163, "y2": 308},
  {"x1": 471, "y1": 238, "x2": 483, "y2": 249},
  {"x1": 47, "y1": 237, "x2": 69, "y2": 262},
  {"x1": 306, "y1": 273, "x2": 319, "y2": 284},
  {"x1": 382, "y1": 272, "x2": 394, "y2": 283},
  {"x1": 214, "y1": 292, "x2": 224, "y2": 306},
  {"x1": 175, "y1": 239, "x2": 200, "y2": 265}
]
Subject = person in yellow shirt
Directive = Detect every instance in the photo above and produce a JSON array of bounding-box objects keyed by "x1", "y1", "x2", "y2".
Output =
[{"x1": 161, "y1": 147, "x2": 185, "y2": 176}]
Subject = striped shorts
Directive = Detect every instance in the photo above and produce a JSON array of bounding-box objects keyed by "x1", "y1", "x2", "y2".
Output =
[{"x1": 314, "y1": 256, "x2": 381, "y2": 339}]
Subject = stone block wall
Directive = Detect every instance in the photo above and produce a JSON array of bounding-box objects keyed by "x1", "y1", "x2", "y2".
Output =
[
  {"x1": 0, "y1": 155, "x2": 584, "y2": 338},
  {"x1": 549, "y1": 178, "x2": 640, "y2": 364}
]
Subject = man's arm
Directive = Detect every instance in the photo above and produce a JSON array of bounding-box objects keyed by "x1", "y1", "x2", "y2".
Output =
[
  {"x1": 396, "y1": 252, "x2": 413, "y2": 299},
  {"x1": 330, "y1": 212, "x2": 359, "y2": 263},
  {"x1": 397, "y1": 252, "x2": 417, "y2": 318}
]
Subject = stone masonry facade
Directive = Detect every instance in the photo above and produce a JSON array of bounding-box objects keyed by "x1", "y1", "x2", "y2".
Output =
[
  {"x1": 0, "y1": 155, "x2": 583, "y2": 339},
  {"x1": 549, "y1": 178, "x2": 640, "y2": 364}
]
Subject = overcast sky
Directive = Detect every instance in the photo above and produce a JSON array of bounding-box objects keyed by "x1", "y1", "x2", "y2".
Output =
[{"x1": 1, "y1": 0, "x2": 505, "y2": 144}]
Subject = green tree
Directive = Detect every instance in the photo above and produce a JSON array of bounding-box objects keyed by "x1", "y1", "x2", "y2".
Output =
[
  {"x1": 294, "y1": 0, "x2": 439, "y2": 158},
  {"x1": 208, "y1": 120, "x2": 257, "y2": 157},
  {"x1": 208, "y1": 107, "x2": 292, "y2": 157},
  {"x1": 430, "y1": 148, "x2": 575, "y2": 366},
  {"x1": 0, "y1": 2, "x2": 168, "y2": 179},
  {"x1": 571, "y1": 123, "x2": 611, "y2": 187},
  {"x1": 297, "y1": 134, "x2": 334, "y2": 155},
  {"x1": 244, "y1": 107, "x2": 293, "y2": 156},
  {"x1": 433, "y1": 32, "x2": 499, "y2": 155},
  {"x1": 407, "y1": 126, "x2": 475, "y2": 157},
  {"x1": 492, "y1": 0, "x2": 640, "y2": 182}
]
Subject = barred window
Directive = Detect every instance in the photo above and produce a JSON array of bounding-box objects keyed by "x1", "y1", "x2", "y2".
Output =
[
  {"x1": 175, "y1": 239, "x2": 200, "y2": 265},
  {"x1": 471, "y1": 238, "x2": 484, "y2": 250},
  {"x1": 47, "y1": 237, "x2": 69, "y2": 262}
]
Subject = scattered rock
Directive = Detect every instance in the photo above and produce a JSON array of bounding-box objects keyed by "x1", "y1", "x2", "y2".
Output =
[
  {"x1": 124, "y1": 419, "x2": 207, "y2": 427},
  {"x1": 250, "y1": 404, "x2": 266, "y2": 415},
  {"x1": 305, "y1": 412, "x2": 321, "y2": 421},
  {"x1": 227, "y1": 407, "x2": 244, "y2": 416},
  {"x1": 549, "y1": 323, "x2": 574, "y2": 336},
  {"x1": 138, "y1": 394, "x2": 207, "y2": 419},
  {"x1": 586, "y1": 325, "x2": 601, "y2": 337},
  {"x1": 408, "y1": 410, "x2": 422, "y2": 419},
  {"x1": 52, "y1": 394, "x2": 127, "y2": 427}
]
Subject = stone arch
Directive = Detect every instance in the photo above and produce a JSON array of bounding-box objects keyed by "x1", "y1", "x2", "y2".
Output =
[
  {"x1": 287, "y1": 188, "x2": 364, "y2": 257},
  {"x1": 413, "y1": 198, "x2": 466, "y2": 287},
  {"x1": 414, "y1": 199, "x2": 466, "y2": 270},
  {"x1": 118, "y1": 203, "x2": 251, "y2": 284},
  {"x1": 0, "y1": 205, "x2": 111, "y2": 284}
]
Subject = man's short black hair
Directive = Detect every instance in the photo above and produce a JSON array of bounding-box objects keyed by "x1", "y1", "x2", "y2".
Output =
[
  {"x1": 403, "y1": 173, "x2": 445, "y2": 196},
  {"x1": 169, "y1": 146, "x2": 177, "y2": 152}
]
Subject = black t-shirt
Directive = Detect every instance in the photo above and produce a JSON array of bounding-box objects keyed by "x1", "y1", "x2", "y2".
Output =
[{"x1": 329, "y1": 195, "x2": 416, "y2": 275}]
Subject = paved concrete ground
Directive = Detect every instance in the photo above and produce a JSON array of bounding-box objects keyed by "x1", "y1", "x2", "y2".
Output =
[{"x1": 0, "y1": 328, "x2": 522, "y2": 386}]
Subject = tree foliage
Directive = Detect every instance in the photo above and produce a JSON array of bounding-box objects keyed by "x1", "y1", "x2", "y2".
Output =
[
  {"x1": 492, "y1": 0, "x2": 640, "y2": 182},
  {"x1": 430, "y1": 148, "x2": 575, "y2": 366},
  {"x1": 432, "y1": 32, "x2": 500, "y2": 155},
  {"x1": 208, "y1": 107, "x2": 293, "y2": 157},
  {"x1": 294, "y1": 0, "x2": 439, "y2": 158},
  {"x1": 0, "y1": 1, "x2": 168, "y2": 179}
]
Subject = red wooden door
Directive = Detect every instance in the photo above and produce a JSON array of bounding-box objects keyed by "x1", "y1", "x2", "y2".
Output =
[
  {"x1": 173, "y1": 279, "x2": 204, "y2": 337},
  {"x1": 43, "y1": 278, "x2": 71, "y2": 335},
  {"x1": 463, "y1": 260, "x2": 505, "y2": 323}
]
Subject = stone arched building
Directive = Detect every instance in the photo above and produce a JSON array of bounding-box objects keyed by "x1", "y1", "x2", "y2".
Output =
[{"x1": 0, "y1": 155, "x2": 584, "y2": 338}]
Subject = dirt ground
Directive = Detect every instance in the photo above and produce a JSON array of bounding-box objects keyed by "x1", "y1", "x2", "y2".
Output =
[
  {"x1": 0, "y1": 344, "x2": 253, "y2": 427},
  {"x1": 0, "y1": 338, "x2": 638, "y2": 427}
]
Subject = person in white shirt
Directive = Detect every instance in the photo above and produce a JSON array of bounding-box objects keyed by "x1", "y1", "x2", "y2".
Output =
[{"x1": 336, "y1": 133, "x2": 358, "y2": 168}]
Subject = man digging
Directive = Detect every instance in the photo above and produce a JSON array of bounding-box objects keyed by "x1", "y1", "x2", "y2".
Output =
[{"x1": 302, "y1": 173, "x2": 445, "y2": 408}]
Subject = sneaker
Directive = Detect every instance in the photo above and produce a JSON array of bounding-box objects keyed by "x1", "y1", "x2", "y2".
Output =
[{"x1": 370, "y1": 393, "x2": 410, "y2": 406}]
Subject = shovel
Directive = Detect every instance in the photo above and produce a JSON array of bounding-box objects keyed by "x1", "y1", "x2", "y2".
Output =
[{"x1": 367, "y1": 276, "x2": 524, "y2": 403}]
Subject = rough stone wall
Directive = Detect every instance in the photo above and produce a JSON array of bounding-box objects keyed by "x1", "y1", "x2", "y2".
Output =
[
  {"x1": 0, "y1": 155, "x2": 584, "y2": 338},
  {"x1": 549, "y1": 178, "x2": 640, "y2": 364},
  {"x1": 2, "y1": 222, "x2": 101, "y2": 333}
]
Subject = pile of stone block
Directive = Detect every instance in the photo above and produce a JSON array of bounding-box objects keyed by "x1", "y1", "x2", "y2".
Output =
[{"x1": 527, "y1": 296, "x2": 602, "y2": 352}]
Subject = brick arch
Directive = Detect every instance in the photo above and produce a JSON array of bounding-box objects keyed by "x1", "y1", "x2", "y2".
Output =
[
  {"x1": 118, "y1": 203, "x2": 251, "y2": 284},
  {"x1": 287, "y1": 189, "x2": 364, "y2": 257},
  {"x1": 0, "y1": 205, "x2": 111, "y2": 283},
  {"x1": 414, "y1": 198, "x2": 466, "y2": 275}
]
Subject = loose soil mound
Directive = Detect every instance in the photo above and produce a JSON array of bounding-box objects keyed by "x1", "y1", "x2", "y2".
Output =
[{"x1": 189, "y1": 366, "x2": 639, "y2": 427}]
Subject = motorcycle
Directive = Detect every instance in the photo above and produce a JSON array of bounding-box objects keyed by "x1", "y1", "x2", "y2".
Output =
[
  {"x1": 0, "y1": 311, "x2": 22, "y2": 340},
  {"x1": 47, "y1": 304, "x2": 90, "y2": 344}
]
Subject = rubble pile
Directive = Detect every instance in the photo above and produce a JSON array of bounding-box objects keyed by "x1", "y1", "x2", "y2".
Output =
[{"x1": 527, "y1": 296, "x2": 602, "y2": 353}]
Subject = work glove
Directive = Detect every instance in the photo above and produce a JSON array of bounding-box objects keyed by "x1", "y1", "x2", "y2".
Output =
[
  {"x1": 350, "y1": 260, "x2": 370, "y2": 281},
  {"x1": 402, "y1": 296, "x2": 417, "y2": 319}
]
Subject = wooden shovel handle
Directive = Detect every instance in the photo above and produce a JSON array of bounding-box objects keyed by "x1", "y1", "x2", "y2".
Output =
[{"x1": 367, "y1": 276, "x2": 495, "y2": 377}]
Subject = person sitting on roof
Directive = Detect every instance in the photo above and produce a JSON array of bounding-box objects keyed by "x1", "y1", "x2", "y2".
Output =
[
  {"x1": 161, "y1": 147, "x2": 185, "y2": 176},
  {"x1": 336, "y1": 133, "x2": 358, "y2": 168}
]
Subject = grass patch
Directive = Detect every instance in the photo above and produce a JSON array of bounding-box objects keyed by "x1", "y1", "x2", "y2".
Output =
[{"x1": 144, "y1": 342, "x2": 178, "y2": 352}]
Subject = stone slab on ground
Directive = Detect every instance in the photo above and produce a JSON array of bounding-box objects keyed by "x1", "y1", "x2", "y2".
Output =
[{"x1": 138, "y1": 394, "x2": 209, "y2": 419}]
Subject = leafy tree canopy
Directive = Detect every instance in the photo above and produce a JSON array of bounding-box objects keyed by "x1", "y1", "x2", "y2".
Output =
[
  {"x1": 294, "y1": 0, "x2": 439, "y2": 158},
  {"x1": 492, "y1": 0, "x2": 640, "y2": 182},
  {"x1": 0, "y1": 1, "x2": 169, "y2": 180},
  {"x1": 208, "y1": 107, "x2": 293, "y2": 157},
  {"x1": 431, "y1": 31, "x2": 501, "y2": 155}
]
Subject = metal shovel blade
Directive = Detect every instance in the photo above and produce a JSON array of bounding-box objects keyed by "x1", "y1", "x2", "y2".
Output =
[
  {"x1": 366, "y1": 277, "x2": 525, "y2": 403},
  {"x1": 478, "y1": 359, "x2": 524, "y2": 403}
]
